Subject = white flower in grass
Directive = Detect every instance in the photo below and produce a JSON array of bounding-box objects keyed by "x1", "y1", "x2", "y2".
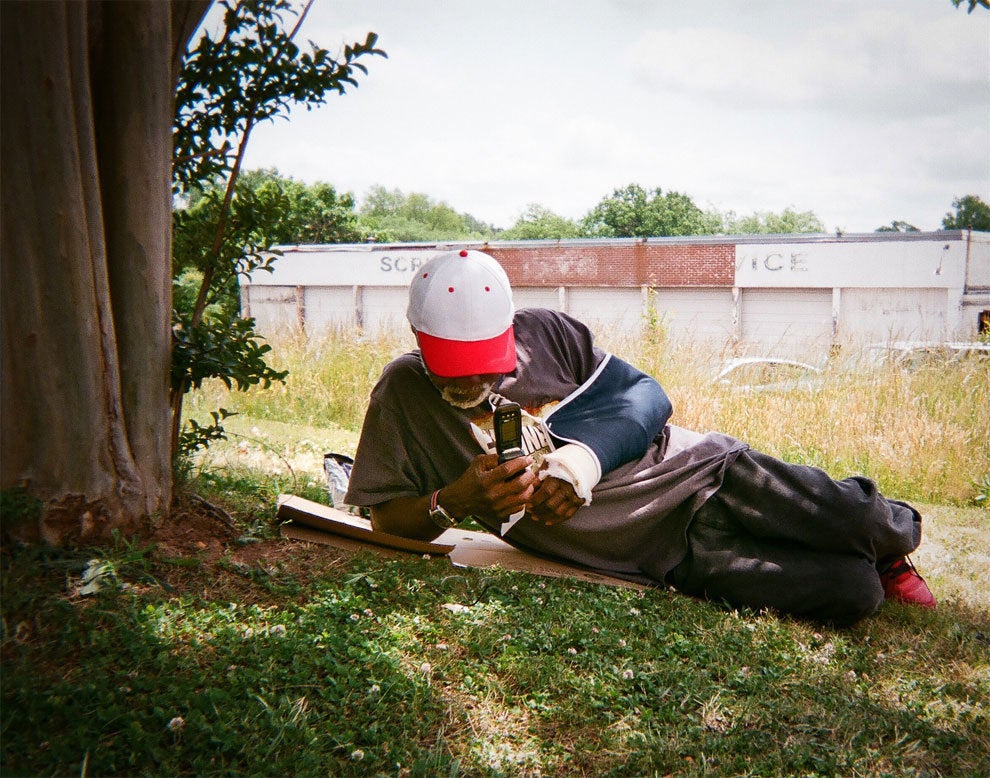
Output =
[
  {"x1": 242, "y1": 627, "x2": 255, "y2": 639},
  {"x1": 350, "y1": 749, "x2": 365, "y2": 761},
  {"x1": 567, "y1": 647, "x2": 578, "y2": 655},
  {"x1": 349, "y1": 613, "x2": 360, "y2": 621},
  {"x1": 270, "y1": 624, "x2": 287, "y2": 637},
  {"x1": 629, "y1": 607, "x2": 641, "y2": 617},
  {"x1": 617, "y1": 639, "x2": 627, "y2": 648},
  {"x1": 622, "y1": 669, "x2": 635, "y2": 680},
  {"x1": 167, "y1": 716, "x2": 185, "y2": 732}
]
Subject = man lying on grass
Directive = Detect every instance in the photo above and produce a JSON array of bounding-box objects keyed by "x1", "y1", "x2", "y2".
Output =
[{"x1": 344, "y1": 250, "x2": 936, "y2": 625}]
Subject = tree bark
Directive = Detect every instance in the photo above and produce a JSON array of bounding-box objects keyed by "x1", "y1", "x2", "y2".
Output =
[{"x1": 1, "y1": 0, "x2": 209, "y2": 544}]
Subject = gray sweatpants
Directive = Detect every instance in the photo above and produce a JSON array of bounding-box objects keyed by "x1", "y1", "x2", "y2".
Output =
[{"x1": 667, "y1": 450, "x2": 923, "y2": 624}]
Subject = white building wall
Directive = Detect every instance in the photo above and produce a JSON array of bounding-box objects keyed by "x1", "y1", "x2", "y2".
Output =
[
  {"x1": 245, "y1": 247, "x2": 444, "y2": 288},
  {"x1": 240, "y1": 234, "x2": 986, "y2": 348},
  {"x1": 838, "y1": 288, "x2": 951, "y2": 343},
  {"x1": 965, "y1": 232, "x2": 990, "y2": 287},
  {"x1": 733, "y1": 237, "x2": 971, "y2": 347},
  {"x1": 962, "y1": 232, "x2": 990, "y2": 337},
  {"x1": 734, "y1": 239, "x2": 966, "y2": 289}
]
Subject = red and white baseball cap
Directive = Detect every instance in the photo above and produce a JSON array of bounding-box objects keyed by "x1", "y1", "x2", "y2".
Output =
[{"x1": 407, "y1": 249, "x2": 516, "y2": 377}]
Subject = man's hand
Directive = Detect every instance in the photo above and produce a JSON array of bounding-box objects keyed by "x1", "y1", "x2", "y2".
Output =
[
  {"x1": 441, "y1": 453, "x2": 538, "y2": 521},
  {"x1": 528, "y1": 476, "x2": 583, "y2": 525},
  {"x1": 370, "y1": 454, "x2": 537, "y2": 542}
]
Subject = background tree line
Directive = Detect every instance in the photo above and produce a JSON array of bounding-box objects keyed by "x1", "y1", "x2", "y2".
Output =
[{"x1": 182, "y1": 170, "x2": 990, "y2": 247}]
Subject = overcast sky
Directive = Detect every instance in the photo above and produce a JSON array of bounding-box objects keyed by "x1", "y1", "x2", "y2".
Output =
[{"x1": 238, "y1": 0, "x2": 990, "y2": 233}]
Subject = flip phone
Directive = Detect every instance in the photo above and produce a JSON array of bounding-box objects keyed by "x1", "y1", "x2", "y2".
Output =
[{"x1": 493, "y1": 401, "x2": 524, "y2": 464}]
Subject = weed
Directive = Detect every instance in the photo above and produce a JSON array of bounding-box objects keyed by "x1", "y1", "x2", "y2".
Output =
[{"x1": 973, "y1": 474, "x2": 990, "y2": 507}]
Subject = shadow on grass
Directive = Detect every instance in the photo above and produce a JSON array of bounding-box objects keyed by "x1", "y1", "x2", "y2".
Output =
[{"x1": 2, "y1": 545, "x2": 988, "y2": 777}]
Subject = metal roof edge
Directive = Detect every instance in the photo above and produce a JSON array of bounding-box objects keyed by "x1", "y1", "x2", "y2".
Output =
[{"x1": 270, "y1": 230, "x2": 984, "y2": 253}]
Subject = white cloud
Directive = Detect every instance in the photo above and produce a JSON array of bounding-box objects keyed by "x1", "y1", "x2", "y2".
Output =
[
  {"x1": 626, "y1": 27, "x2": 811, "y2": 106},
  {"x1": 236, "y1": 0, "x2": 989, "y2": 233},
  {"x1": 626, "y1": 10, "x2": 988, "y2": 118}
]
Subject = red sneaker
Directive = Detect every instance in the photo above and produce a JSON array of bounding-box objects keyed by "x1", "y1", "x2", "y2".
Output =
[{"x1": 880, "y1": 557, "x2": 936, "y2": 609}]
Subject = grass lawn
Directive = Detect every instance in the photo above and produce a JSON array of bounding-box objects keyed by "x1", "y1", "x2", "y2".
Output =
[
  {"x1": 2, "y1": 493, "x2": 987, "y2": 776},
  {"x1": 3, "y1": 331, "x2": 988, "y2": 776}
]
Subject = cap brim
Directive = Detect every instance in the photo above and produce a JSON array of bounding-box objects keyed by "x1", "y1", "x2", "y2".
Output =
[{"x1": 417, "y1": 326, "x2": 516, "y2": 377}]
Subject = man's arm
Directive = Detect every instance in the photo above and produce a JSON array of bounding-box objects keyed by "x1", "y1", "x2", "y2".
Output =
[
  {"x1": 370, "y1": 493, "x2": 443, "y2": 541},
  {"x1": 370, "y1": 453, "x2": 538, "y2": 541}
]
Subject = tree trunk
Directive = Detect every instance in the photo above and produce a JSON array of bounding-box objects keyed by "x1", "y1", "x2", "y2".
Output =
[{"x1": 1, "y1": 0, "x2": 209, "y2": 544}]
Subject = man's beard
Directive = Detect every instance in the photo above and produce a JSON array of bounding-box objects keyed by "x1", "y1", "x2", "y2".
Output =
[{"x1": 438, "y1": 380, "x2": 495, "y2": 409}]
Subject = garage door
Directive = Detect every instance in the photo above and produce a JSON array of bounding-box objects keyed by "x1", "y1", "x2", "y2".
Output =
[
  {"x1": 513, "y1": 287, "x2": 561, "y2": 311},
  {"x1": 242, "y1": 285, "x2": 298, "y2": 335},
  {"x1": 360, "y1": 287, "x2": 409, "y2": 336},
  {"x1": 568, "y1": 288, "x2": 644, "y2": 332},
  {"x1": 839, "y1": 288, "x2": 949, "y2": 342},
  {"x1": 740, "y1": 288, "x2": 833, "y2": 354},
  {"x1": 304, "y1": 286, "x2": 356, "y2": 331},
  {"x1": 652, "y1": 288, "x2": 735, "y2": 342}
]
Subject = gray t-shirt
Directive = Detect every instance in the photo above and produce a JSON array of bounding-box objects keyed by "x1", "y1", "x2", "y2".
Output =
[{"x1": 344, "y1": 308, "x2": 747, "y2": 581}]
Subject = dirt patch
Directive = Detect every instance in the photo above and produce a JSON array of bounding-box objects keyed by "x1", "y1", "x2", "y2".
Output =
[
  {"x1": 149, "y1": 494, "x2": 354, "y2": 583},
  {"x1": 152, "y1": 498, "x2": 238, "y2": 560}
]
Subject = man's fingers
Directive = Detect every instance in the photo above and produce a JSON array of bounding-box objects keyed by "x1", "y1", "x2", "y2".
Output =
[
  {"x1": 528, "y1": 475, "x2": 584, "y2": 525},
  {"x1": 500, "y1": 455, "x2": 534, "y2": 481}
]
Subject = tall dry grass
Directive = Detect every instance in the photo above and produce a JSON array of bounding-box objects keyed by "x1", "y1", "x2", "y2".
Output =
[
  {"x1": 620, "y1": 328, "x2": 989, "y2": 506},
  {"x1": 190, "y1": 324, "x2": 989, "y2": 506},
  {"x1": 206, "y1": 325, "x2": 415, "y2": 430}
]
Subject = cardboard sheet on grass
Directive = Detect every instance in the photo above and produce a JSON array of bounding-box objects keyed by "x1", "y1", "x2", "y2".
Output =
[{"x1": 278, "y1": 494, "x2": 643, "y2": 590}]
